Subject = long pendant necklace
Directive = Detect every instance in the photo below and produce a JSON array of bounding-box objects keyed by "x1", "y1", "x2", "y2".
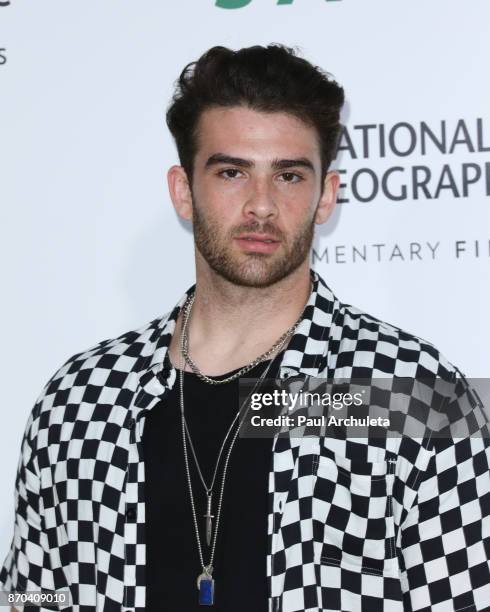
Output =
[
  {"x1": 178, "y1": 293, "x2": 302, "y2": 605},
  {"x1": 180, "y1": 293, "x2": 303, "y2": 549},
  {"x1": 179, "y1": 360, "x2": 274, "y2": 605}
]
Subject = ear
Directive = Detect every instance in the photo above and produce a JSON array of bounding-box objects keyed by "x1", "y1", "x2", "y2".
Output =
[
  {"x1": 167, "y1": 165, "x2": 193, "y2": 221},
  {"x1": 314, "y1": 170, "x2": 340, "y2": 225}
]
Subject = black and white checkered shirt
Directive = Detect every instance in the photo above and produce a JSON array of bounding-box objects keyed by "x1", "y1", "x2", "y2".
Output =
[{"x1": 1, "y1": 270, "x2": 489, "y2": 611}]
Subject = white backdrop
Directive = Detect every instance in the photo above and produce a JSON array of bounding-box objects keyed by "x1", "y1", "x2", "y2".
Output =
[{"x1": 1, "y1": 0, "x2": 489, "y2": 554}]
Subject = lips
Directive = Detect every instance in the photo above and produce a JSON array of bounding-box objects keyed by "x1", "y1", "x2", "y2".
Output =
[
  {"x1": 234, "y1": 233, "x2": 281, "y2": 254},
  {"x1": 237, "y1": 233, "x2": 279, "y2": 243}
]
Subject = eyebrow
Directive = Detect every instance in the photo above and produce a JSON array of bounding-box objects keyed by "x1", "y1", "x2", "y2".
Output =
[{"x1": 204, "y1": 153, "x2": 315, "y2": 172}]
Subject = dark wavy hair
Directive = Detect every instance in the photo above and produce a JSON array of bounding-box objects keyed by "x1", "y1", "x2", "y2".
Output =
[{"x1": 166, "y1": 44, "x2": 345, "y2": 184}]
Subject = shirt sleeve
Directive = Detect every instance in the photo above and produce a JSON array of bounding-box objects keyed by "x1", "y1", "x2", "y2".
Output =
[
  {"x1": 400, "y1": 372, "x2": 490, "y2": 611},
  {"x1": 0, "y1": 404, "x2": 58, "y2": 610}
]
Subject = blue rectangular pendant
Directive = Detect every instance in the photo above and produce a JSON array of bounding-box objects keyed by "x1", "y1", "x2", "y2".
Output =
[{"x1": 198, "y1": 577, "x2": 215, "y2": 606}]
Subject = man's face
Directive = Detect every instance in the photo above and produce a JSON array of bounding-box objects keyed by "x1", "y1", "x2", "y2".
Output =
[{"x1": 185, "y1": 106, "x2": 333, "y2": 288}]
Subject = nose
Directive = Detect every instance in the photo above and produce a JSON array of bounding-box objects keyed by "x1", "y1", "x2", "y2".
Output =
[{"x1": 242, "y1": 176, "x2": 278, "y2": 220}]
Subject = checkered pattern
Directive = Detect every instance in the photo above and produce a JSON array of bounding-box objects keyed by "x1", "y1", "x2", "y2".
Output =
[{"x1": 1, "y1": 270, "x2": 489, "y2": 611}]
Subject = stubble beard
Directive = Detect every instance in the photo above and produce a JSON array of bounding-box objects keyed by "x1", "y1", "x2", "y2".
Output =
[{"x1": 192, "y1": 198, "x2": 316, "y2": 288}]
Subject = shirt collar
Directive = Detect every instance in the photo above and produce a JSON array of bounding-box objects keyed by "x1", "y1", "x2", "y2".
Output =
[{"x1": 134, "y1": 269, "x2": 339, "y2": 408}]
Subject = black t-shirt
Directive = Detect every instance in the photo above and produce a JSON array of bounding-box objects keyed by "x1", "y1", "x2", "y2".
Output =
[{"x1": 142, "y1": 356, "x2": 278, "y2": 611}]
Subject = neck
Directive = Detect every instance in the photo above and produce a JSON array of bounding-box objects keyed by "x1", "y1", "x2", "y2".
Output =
[
  {"x1": 198, "y1": 258, "x2": 310, "y2": 321},
  {"x1": 168, "y1": 259, "x2": 312, "y2": 376}
]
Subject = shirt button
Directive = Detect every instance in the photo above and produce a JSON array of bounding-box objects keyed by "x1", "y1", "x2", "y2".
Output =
[{"x1": 125, "y1": 506, "x2": 137, "y2": 522}]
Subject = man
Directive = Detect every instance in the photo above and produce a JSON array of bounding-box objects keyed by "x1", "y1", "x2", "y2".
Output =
[{"x1": 1, "y1": 44, "x2": 489, "y2": 612}]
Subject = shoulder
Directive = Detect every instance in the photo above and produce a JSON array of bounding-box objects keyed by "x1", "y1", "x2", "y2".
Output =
[
  {"x1": 332, "y1": 298, "x2": 458, "y2": 381},
  {"x1": 27, "y1": 312, "x2": 170, "y2": 435}
]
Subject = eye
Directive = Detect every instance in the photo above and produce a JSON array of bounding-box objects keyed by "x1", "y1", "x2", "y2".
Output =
[
  {"x1": 218, "y1": 168, "x2": 243, "y2": 180},
  {"x1": 279, "y1": 172, "x2": 303, "y2": 183}
]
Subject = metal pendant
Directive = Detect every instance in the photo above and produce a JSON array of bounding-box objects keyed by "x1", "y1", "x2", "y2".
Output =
[
  {"x1": 204, "y1": 494, "x2": 214, "y2": 547},
  {"x1": 197, "y1": 569, "x2": 215, "y2": 606}
]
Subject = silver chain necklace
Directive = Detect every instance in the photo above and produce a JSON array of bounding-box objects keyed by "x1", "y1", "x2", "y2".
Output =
[
  {"x1": 179, "y1": 291, "x2": 303, "y2": 508},
  {"x1": 181, "y1": 291, "x2": 302, "y2": 385},
  {"x1": 178, "y1": 293, "x2": 302, "y2": 605}
]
